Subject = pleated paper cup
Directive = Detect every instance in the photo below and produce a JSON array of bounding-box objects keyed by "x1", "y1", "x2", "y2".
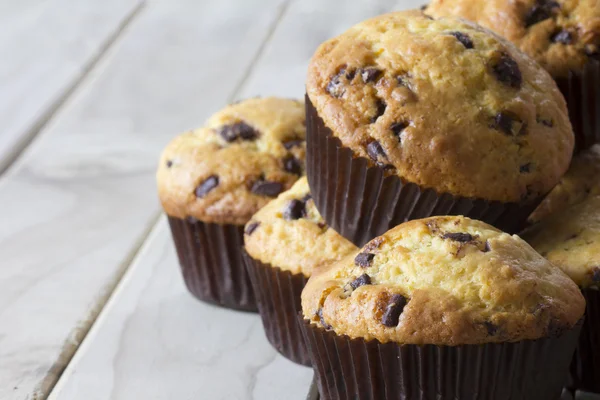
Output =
[
  {"x1": 167, "y1": 216, "x2": 257, "y2": 312},
  {"x1": 569, "y1": 288, "x2": 600, "y2": 394},
  {"x1": 555, "y1": 60, "x2": 600, "y2": 153},
  {"x1": 299, "y1": 318, "x2": 582, "y2": 400},
  {"x1": 243, "y1": 252, "x2": 310, "y2": 366},
  {"x1": 305, "y1": 96, "x2": 543, "y2": 246}
]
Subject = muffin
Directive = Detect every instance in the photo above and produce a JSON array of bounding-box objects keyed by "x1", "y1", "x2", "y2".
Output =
[
  {"x1": 426, "y1": 0, "x2": 600, "y2": 151},
  {"x1": 305, "y1": 10, "x2": 574, "y2": 247},
  {"x1": 300, "y1": 216, "x2": 584, "y2": 399},
  {"x1": 529, "y1": 144, "x2": 600, "y2": 223},
  {"x1": 157, "y1": 97, "x2": 306, "y2": 311},
  {"x1": 524, "y1": 195, "x2": 600, "y2": 393},
  {"x1": 243, "y1": 177, "x2": 356, "y2": 365}
]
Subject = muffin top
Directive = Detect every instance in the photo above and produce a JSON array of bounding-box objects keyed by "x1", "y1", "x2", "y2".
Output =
[
  {"x1": 302, "y1": 216, "x2": 584, "y2": 345},
  {"x1": 426, "y1": 0, "x2": 600, "y2": 78},
  {"x1": 524, "y1": 195, "x2": 600, "y2": 288},
  {"x1": 244, "y1": 178, "x2": 357, "y2": 276},
  {"x1": 157, "y1": 97, "x2": 306, "y2": 225},
  {"x1": 529, "y1": 144, "x2": 600, "y2": 223},
  {"x1": 306, "y1": 10, "x2": 573, "y2": 203}
]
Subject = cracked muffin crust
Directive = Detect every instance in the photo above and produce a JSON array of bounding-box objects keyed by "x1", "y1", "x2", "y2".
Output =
[
  {"x1": 301, "y1": 216, "x2": 584, "y2": 345},
  {"x1": 157, "y1": 97, "x2": 306, "y2": 225},
  {"x1": 244, "y1": 178, "x2": 357, "y2": 277},
  {"x1": 426, "y1": 0, "x2": 600, "y2": 78},
  {"x1": 306, "y1": 10, "x2": 574, "y2": 204},
  {"x1": 524, "y1": 195, "x2": 600, "y2": 288},
  {"x1": 529, "y1": 144, "x2": 600, "y2": 223}
]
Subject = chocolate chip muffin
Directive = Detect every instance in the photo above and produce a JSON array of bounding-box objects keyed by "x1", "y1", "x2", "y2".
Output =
[
  {"x1": 300, "y1": 216, "x2": 584, "y2": 399},
  {"x1": 529, "y1": 144, "x2": 600, "y2": 223},
  {"x1": 524, "y1": 196, "x2": 600, "y2": 393},
  {"x1": 243, "y1": 177, "x2": 356, "y2": 365},
  {"x1": 305, "y1": 10, "x2": 574, "y2": 246},
  {"x1": 157, "y1": 97, "x2": 306, "y2": 311},
  {"x1": 426, "y1": 0, "x2": 600, "y2": 151}
]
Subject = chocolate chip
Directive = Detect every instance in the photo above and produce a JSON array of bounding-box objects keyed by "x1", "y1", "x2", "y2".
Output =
[
  {"x1": 381, "y1": 294, "x2": 408, "y2": 327},
  {"x1": 350, "y1": 273, "x2": 372, "y2": 290},
  {"x1": 390, "y1": 122, "x2": 409, "y2": 142},
  {"x1": 251, "y1": 179, "x2": 283, "y2": 197},
  {"x1": 484, "y1": 321, "x2": 498, "y2": 335},
  {"x1": 283, "y1": 199, "x2": 306, "y2": 220},
  {"x1": 283, "y1": 139, "x2": 304, "y2": 149},
  {"x1": 283, "y1": 156, "x2": 302, "y2": 176},
  {"x1": 449, "y1": 31, "x2": 474, "y2": 49},
  {"x1": 366, "y1": 141, "x2": 388, "y2": 164},
  {"x1": 441, "y1": 232, "x2": 473, "y2": 243},
  {"x1": 301, "y1": 193, "x2": 312, "y2": 202},
  {"x1": 245, "y1": 222, "x2": 260, "y2": 235},
  {"x1": 551, "y1": 29, "x2": 573, "y2": 44},
  {"x1": 371, "y1": 99, "x2": 386, "y2": 123},
  {"x1": 420, "y1": 4, "x2": 427, "y2": 11},
  {"x1": 316, "y1": 308, "x2": 332, "y2": 330},
  {"x1": 327, "y1": 67, "x2": 349, "y2": 98},
  {"x1": 493, "y1": 112, "x2": 527, "y2": 136},
  {"x1": 355, "y1": 252, "x2": 375, "y2": 268},
  {"x1": 166, "y1": 160, "x2": 173, "y2": 168},
  {"x1": 483, "y1": 240, "x2": 491, "y2": 252},
  {"x1": 537, "y1": 116, "x2": 554, "y2": 127},
  {"x1": 218, "y1": 122, "x2": 259, "y2": 142},
  {"x1": 397, "y1": 74, "x2": 410, "y2": 87},
  {"x1": 360, "y1": 67, "x2": 382, "y2": 83},
  {"x1": 491, "y1": 53, "x2": 522, "y2": 89},
  {"x1": 525, "y1": 1, "x2": 559, "y2": 27},
  {"x1": 547, "y1": 319, "x2": 568, "y2": 336},
  {"x1": 346, "y1": 69, "x2": 357, "y2": 80},
  {"x1": 195, "y1": 175, "x2": 219, "y2": 198},
  {"x1": 317, "y1": 221, "x2": 327, "y2": 230},
  {"x1": 520, "y1": 163, "x2": 532, "y2": 173},
  {"x1": 592, "y1": 267, "x2": 600, "y2": 282}
]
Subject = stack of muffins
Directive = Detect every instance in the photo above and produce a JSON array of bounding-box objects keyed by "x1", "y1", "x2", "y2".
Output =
[{"x1": 157, "y1": 4, "x2": 600, "y2": 399}]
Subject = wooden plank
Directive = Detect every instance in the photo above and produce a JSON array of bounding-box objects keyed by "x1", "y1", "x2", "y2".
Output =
[
  {"x1": 0, "y1": 0, "x2": 143, "y2": 174},
  {"x1": 47, "y1": 1, "x2": 426, "y2": 399},
  {"x1": 0, "y1": 1, "x2": 287, "y2": 399},
  {"x1": 48, "y1": 218, "x2": 314, "y2": 400}
]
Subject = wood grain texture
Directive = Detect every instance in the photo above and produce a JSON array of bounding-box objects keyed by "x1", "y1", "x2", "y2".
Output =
[
  {"x1": 0, "y1": 0, "x2": 286, "y2": 398},
  {"x1": 0, "y1": 0, "x2": 143, "y2": 174},
  {"x1": 48, "y1": 218, "x2": 314, "y2": 400}
]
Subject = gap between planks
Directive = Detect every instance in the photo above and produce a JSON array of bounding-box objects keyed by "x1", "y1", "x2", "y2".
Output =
[
  {"x1": 42, "y1": 1, "x2": 294, "y2": 399},
  {"x1": 0, "y1": 1, "x2": 147, "y2": 178}
]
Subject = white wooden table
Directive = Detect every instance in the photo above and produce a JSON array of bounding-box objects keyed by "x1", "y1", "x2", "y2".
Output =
[{"x1": 0, "y1": 1, "x2": 422, "y2": 399}]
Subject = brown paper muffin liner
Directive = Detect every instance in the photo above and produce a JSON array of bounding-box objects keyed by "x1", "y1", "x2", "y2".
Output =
[
  {"x1": 243, "y1": 252, "x2": 310, "y2": 366},
  {"x1": 305, "y1": 96, "x2": 542, "y2": 246},
  {"x1": 167, "y1": 216, "x2": 257, "y2": 312},
  {"x1": 569, "y1": 288, "x2": 600, "y2": 394},
  {"x1": 555, "y1": 60, "x2": 600, "y2": 153},
  {"x1": 299, "y1": 318, "x2": 582, "y2": 400}
]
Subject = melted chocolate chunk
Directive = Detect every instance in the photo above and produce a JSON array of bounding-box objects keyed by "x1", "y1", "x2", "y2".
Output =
[
  {"x1": 551, "y1": 29, "x2": 573, "y2": 44},
  {"x1": 301, "y1": 193, "x2": 312, "y2": 202},
  {"x1": 525, "y1": 1, "x2": 559, "y2": 27},
  {"x1": 442, "y1": 232, "x2": 473, "y2": 243},
  {"x1": 360, "y1": 67, "x2": 382, "y2": 83},
  {"x1": 355, "y1": 252, "x2": 375, "y2": 268},
  {"x1": 283, "y1": 139, "x2": 304, "y2": 149},
  {"x1": 350, "y1": 273, "x2": 372, "y2": 290},
  {"x1": 483, "y1": 240, "x2": 491, "y2": 253},
  {"x1": 520, "y1": 163, "x2": 532, "y2": 173},
  {"x1": 449, "y1": 31, "x2": 474, "y2": 49},
  {"x1": 195, "y1": 175, "x2": 219, "y2": 198},
  {"x1": 381, "y1": 294, "x2": 408, "y2": 327},
  {"x1": 251, "y1": 179, "x2": 283, "y2": 197},
  {"x1": 366, "y1": 141, "x2": 388, "y2": 163},
  {"x1": 592, "y1": 267, "x2": 600, "y2": 282},
  {"x1": 397, "y1": 74, "x2": 410, "y2": 87},
  {"x1": 283, "y1": 199, "x2": 306, "y2": 220},
  {"x1": 245, "y1": 222, "x2": 260, "y2": 235},
  {"x1": 493, "y1": 112, "x2": 527, "y2": 136},
  {"x1": 317, "y1": 308, "x2": 332, "y2": 330},
  {"x1": 537, "y1": 116, "x2": 554, "y2": 127},
  {"x1": 283, "y1": 156, "x2": 302, "y2": 176},
  {"x1": 327, "y1": 67, "x2": 350, "y2": 98},
  {"x1": 484, "y1": 321, "x2": 498, "y2": 336},
  {"x1": 218, "y1": 121, "x2": 259, "y2": 142},
  {"x1": 371, "y1": 99, "x2": 387, "y2": 123},
  {"x1": 491, "y1": 53, "x2": 522, "y2": 89},
  {"x1": 166, "y1": 160, "x2": 173, "y2": 168},
  {"x1": 390, "y1": 122, "x2": 409, "y2": 142}
]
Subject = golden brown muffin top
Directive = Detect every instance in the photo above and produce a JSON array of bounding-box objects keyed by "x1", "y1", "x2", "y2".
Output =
[
  {"x1": 426, "y1": 0, "x2": 600, "y2": 78},
  {"x1": 244, "y1": 178, "x2": 357, "y2": 277},
  {"x1": 524, "y1": 195, "x2": 600, "y2": 288},
  {"x1": 302, "y1": 216, "x2": 584, "y2": 345},
  {"x1": 156, "y1": 97, "x2": 306, "y2": 225},
  {"x1": 529, "y1": 144, "x2": 600, "y2": 223},
  {"x1": 306, "y1": 10, "x2": 573, "y2": 203}
]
